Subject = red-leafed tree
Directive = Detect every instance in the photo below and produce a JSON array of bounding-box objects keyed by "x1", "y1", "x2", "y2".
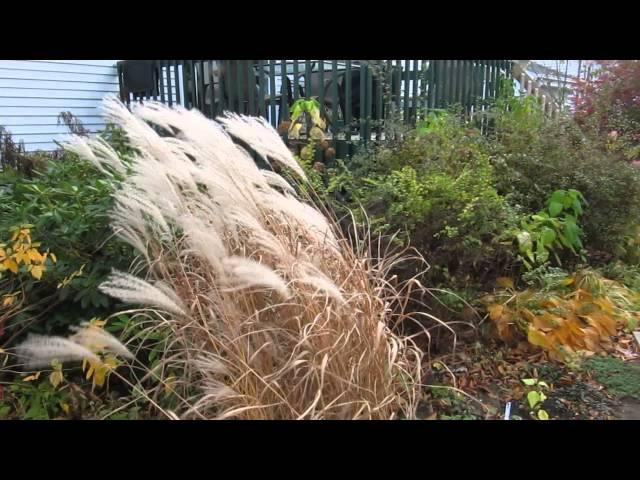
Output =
[{"x1": 573, "y1": 61, "x2": 640, "y2": 159}]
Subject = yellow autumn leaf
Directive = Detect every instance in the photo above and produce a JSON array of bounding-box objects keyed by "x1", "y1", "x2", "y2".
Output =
[
  {"x1": 532, "y1": 312, "x2": 557, "y2": 331},
  {"x1": 85, "y1": 361, "x2": 95, "y2": 380},
  {"x1": 496, "y1": 277, "x2": 514, "y2": 290},
  {"x1": 309, "y1": 110, "x2": 326, "y2": 131},
  {"x1": 103, "y1": 354, "x2": 119, "y2": 370},
  {"x1": 288, "y1": 123, "x2": 303, "y2": 139},
  {"x1": 164, "y1": 376, "x2": 177, "y2": 395},
  {"x1": 23, "y1": 372, "x2": 41, "y2": 382},
  {"x1": 49, "y1": 370, "x2": 64, "y2": 389},
  {"x1": 3, "y1": 258, "x2": 18, "y2": 274},
  {"x1": 582, "y1": 329, "x2": 602, "y2": 353},
  {"x1": 60, "y1": 403, "x2": 70, "y2": 415},
  {"x1": 49, "y1": 252, "x2": 57, "y2": 263},
  {"x1": 30, "y1": 265, "x2": 44, "y2": 280},
  {"x1": 487, "y1": 304, "x2": 504, "y2": 322},
  {"x1": 92, "y1": 364, "x2": 107, "y2": 388},
  {"x1": 15, "y1": 250, "x2": 31, "y2": 265},
  {"x1": 527, "y1": 327, "x2": 549, "y2": 349},
  {"x1": 0, "y1": 247, "x2": 6, "y2": 260},
  {"x1": 28, "y1": 249, "x2": 44, "y2": 263},
  {"x1": 2, "y1": 295, "x2": 14, "y2": 306},
  {"x1": 88, "y1": 318, "x2": 107, "y2": 329}
]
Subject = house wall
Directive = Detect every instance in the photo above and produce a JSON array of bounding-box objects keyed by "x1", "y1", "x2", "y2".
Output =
[{"x1": 0, "y1": 60, "x2": 120, "y2": 151}]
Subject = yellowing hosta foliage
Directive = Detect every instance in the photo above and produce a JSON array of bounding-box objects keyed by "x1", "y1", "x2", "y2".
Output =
[{"x1": 486, "y1": 270, "x2": 640, "y2": 362}]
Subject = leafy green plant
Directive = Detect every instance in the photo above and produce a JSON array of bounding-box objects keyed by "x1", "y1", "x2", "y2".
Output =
[
  {"x1": 2, "y1": 373, "x2": 72, "y2": 420},
  {"x1": 288, "y1": 98, "x2": 327, "y2": 141},
  {"x1": 600, "y1": 261, "x2": 640, "y2": 291},
  {"x1": 521, "y1": 377, "x2": 550, "y2": 420},
  {"x1": 0, "y1": 132, "x2": 136, "y2": 340},
  {"x1": 428, "y1": 386, "x2": 484, "y2": 420},
  {"x1": 337, "y1": 115, "x2": 518, "y2": 288},
  {"x1": 1, "y1": 225, "x2": 57, "y2": 342},
  {"x1": 415, "y1": 110, "x2": 453, "y2": 137},
  {"x1": 490, "y1": 80, "x2": 545, "y2": 149},
  {"x1": 515, "y1": 189, "x2": 586, "y2": 269},
  {"x1": 489, "y1": 99, "x2": 640, "y2": 262}
]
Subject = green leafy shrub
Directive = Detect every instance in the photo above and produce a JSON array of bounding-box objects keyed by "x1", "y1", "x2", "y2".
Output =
[
  {"x1": 0, "y1": 128, "x2": 136, "y2": 339},
  {"x1": 1, "y1": 374, "x2": 73, "y2": 420},
  {"x1": 331, "y1": 112, "x2": 518, "y2": 287},
  {"x1": 490, "y1": 98, "x2": 640, "y2": 262},
  {"x1": 600, "y1": 261, "x2": 640, "y2": 291},
  {"x1": 514, "y1": 189, "x2": 586, "y2": 269}
]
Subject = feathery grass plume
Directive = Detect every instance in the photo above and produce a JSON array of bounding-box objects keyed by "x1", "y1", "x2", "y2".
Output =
[
  {"x1": 15, "y1": 334, "x2": 101, "y2": 370},
  {"x1": 69, "y1": 323, "x2": 134, "y2": 360},
  {"x1": 221, "y1": 257, "x2": 291, "y2": 299},
  {"x1": 217, "y1": 113, "x2": 307, "y2": 180},
  {"x1": 99, "y1": 270, "x2": 186, "y2": 316},
  {"x1": 63, "y1": 135, "x2": 110, "y2": 175},
  {"x1": 72, "y1": 97, "x2": 426, "y2": 419}
]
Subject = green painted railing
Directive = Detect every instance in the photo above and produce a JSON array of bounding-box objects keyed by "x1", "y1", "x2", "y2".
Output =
[{"x1": 117, "y1": 60, "x2": 513, "y2": 157}]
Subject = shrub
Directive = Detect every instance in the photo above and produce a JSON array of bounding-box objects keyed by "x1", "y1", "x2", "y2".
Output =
[
  {"x1": 490, "y1": 99, "x2": 640, "y2": 262},
  {"x1": 514, "y1": 189, "x2": 586, "y2": 269},
  {"x1": 1, "y1": 319, "x2": 134, "y2": 419},
  {"x1": 334, "y1": 112, "x2": 518, "y2": 288},
  {"x1": 0, "y1": 130, "x2": 136, "y2": 340},
  {"x1": 0, "y1": 128, "x2": 55, "y2": 178},
  {"x1": 573, "y1": 60, "x2": 640, "y2": 160}
]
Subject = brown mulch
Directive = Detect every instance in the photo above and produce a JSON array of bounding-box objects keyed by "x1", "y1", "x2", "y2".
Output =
[{"x1": 420, "y1": 328, "x2": 639, "y2": 420}]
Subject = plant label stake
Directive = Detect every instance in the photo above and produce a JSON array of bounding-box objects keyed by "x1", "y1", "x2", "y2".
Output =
[{"x1": 504, "y1": 402, "x2": 512, "y2": 420}]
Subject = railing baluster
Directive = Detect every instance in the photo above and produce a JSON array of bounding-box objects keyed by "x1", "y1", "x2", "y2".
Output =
[
  {"x1": 281, "y1": 59, "x2": 289, "y2": 122},
  {"x1": 345, "y1": 60, "x2": 352, "y2": 142},
  {"x1": 248, "y1": 60, "x2": 256, "y2": 116},
  {"x1": 258, "y1": 60, "x2": 266, "y2": 117},
  {"x1": 209, "y1": 60, "x2": 216, "y2": 119},
  {"x1": 269, "y1": 60, "x2": 277, "y2": 127}
]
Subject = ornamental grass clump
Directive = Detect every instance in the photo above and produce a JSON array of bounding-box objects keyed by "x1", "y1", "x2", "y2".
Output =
[{"x1": 60, "y1": 97, "x2": 426, "y2": 419}]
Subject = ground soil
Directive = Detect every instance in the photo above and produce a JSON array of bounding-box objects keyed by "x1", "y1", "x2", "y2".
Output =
[{"x1": 423, "y1": 332, "x2": 640, "y2": 420}]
